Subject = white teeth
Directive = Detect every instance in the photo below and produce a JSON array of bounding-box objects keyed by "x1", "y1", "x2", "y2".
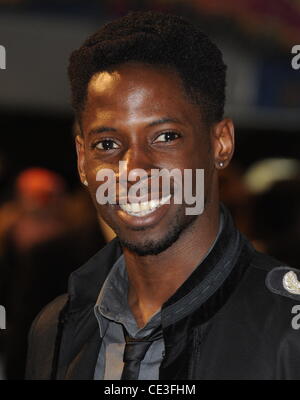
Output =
[
  {"x1": 119, "y1": 194, "x2": 171, "y2": 217},
  {"x1": 140, "y1": 202, "x2": 148, "y2": 211},
  {"x1": 149, "y1": 199, "x2": 158, "y2": 209},
  {"x1": 131, "y1": 203, "x2": 140, "y2": 212}
]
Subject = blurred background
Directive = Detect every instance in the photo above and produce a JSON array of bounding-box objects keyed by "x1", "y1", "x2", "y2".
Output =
[{"x1": 0, "y1": 0, "x2": 300, "y2": 380}]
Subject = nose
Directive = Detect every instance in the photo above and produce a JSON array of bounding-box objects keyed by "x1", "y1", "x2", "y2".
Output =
[{"x1": 119, "y1": 145, "x2": 154, "y2": 182}]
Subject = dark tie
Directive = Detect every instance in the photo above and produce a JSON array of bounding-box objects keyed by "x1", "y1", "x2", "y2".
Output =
[{"x1": 121, "y1": 325, "x2": 163, "y2": 380}]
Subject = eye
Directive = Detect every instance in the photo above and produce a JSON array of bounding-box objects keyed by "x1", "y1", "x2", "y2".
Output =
[
  {"x1": 95, "y1": 139, "x2": 120, "y2": 151},
  {"x1": 153, "y1": 131, "x2": 181, "y2": 143}
]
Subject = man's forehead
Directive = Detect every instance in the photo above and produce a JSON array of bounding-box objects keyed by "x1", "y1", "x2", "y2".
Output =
[
  {"x1": 87, "y1": 62, "x2": 182, "y2": 96},
  {"x1": 82, "y1": 62, "x2": 204, "y2": 132}
]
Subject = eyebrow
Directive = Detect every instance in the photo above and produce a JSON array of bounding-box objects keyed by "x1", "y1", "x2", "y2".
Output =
[
  {"x1": 147, "y1": 117, "x2": 182, "y2": 127},
  {"x1": 88, "y1": 126, "x2": 117, "y2": 136},
  {"x1": 87, "y1": 117, "x2": 183, "y2": 136}
]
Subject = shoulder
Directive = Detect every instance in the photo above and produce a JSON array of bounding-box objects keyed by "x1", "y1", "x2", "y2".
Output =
[
  {"x1": 249, "y1": 254, "x2": 300, "y2": 378},
  {"x1": 220, "y1": 247, "x2": 300, "y2": 335},
  {"x1": 220, "y1": 249, "x2": 300, "y2": 377},
  {"x1": 232, "y1": 248, "x2": 300, "y2": 339},
  {"x1": 25, "y1": 294, "x2": 69, "y2": 380},
  {"x1": 237, "y1": 249, "x2": 300, "y2": 306},
  {"x1": 30, "y1": 294, "x2": 68, "y2": 334},
  {"x1": 248, "y1": 249, "x2": 300, "y2": 301}
]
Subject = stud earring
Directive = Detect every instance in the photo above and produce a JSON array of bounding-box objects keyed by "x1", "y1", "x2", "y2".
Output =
[
  {"x1": 83, "y1": 179, "x2": 88, "y2": 186},
  {"x1": 218, "y1": 161, "x2": 224, "y2": 168}
]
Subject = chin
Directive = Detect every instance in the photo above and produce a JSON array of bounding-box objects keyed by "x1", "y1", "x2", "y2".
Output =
[
  {"x1": 118, "y1": 212, "x2": 198, "y2": 257},
  {"x1": 119, "y1": 237, "x2": 175, "y2": 256}
]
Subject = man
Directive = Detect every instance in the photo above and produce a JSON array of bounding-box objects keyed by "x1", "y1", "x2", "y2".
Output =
[{"x1": 26, "y1": 11, "x2": 300, "y2": 380}]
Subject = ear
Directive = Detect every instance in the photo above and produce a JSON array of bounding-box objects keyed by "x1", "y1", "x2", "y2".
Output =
[
  {"x1": 211, "y1": 118, "x2": 235, "y2": 169},
  {"x1": 75, "y1": 135, "x2": 88, "y2": 186}
]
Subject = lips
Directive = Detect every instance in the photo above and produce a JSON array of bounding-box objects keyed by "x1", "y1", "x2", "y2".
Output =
[{"x1": 119, "y1": 194, "x2": 171, "y2": 217}]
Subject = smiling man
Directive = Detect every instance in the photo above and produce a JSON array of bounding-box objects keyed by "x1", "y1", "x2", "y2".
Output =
[{"x1": 26, "y1": 11, "x2": 300, "y2": 380}]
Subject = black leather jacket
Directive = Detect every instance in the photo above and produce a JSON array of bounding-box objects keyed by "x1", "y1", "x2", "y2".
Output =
[{"x1": 26, "y1": 207, "x2": 300, "y2": 380}]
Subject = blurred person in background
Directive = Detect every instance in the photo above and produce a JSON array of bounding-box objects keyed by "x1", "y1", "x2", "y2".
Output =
[
  {"x1": 243, "y1": 158, "x2": 300, "y2": 264},
  {"x1": 251, "y1": 179, "x2": 300, "y2": 269},
  {"x1": 0, "y1": 167, "x2": 107, "y2": 379},
  {"x1": 218, "y1": 161, "x2": 252, "y2": 237}
]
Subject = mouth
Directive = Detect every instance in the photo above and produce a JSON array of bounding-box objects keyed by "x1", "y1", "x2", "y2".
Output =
[{"x1": 118, "y1": 194, "x2": 171, "y2": 218}]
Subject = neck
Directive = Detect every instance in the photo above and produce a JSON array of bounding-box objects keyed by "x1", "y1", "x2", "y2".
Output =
[{"x1": 123, "y1": 199, "x2": 220, "y2": 328}]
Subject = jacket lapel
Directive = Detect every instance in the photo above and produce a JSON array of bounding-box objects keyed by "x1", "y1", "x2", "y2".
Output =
[{"x1": 63, "y1": 308, "x2": 101, "y2": 380}]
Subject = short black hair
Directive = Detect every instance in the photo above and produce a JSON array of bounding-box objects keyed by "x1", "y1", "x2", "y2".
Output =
[{"x1": 68, "y1": 11, "x2": 227, "y2": 126}]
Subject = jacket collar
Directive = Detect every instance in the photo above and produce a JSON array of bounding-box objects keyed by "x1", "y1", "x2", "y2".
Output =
[
  {"x1": 67, "y1": 236, "x2": 122, "y2": 313},
  {"x1": 161, "y1": 207, "x2": 242, "y2": 327}
]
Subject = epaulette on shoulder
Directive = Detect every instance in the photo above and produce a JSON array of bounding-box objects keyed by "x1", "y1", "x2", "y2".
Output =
[{"x1": 266, "y1": 266, "x2": 300, "y2": 301}]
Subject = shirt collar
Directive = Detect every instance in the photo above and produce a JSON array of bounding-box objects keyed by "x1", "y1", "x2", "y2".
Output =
[{"x1": 94, "y1": 254, "x2": 161, "y2": 338}]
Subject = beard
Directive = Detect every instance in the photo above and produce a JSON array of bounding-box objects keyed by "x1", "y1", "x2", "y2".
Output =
[{"x1": 116, "y1": 210, "x2": 198, "y2": 256}]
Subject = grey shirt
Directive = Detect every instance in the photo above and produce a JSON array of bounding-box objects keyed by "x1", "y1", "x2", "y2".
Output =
[
  {"x1": 94, "y1": 255, "x2": 164, "y2": 380},
  {"x1": 94, "y1": 212, "x2": 224, "y2": 380}
]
